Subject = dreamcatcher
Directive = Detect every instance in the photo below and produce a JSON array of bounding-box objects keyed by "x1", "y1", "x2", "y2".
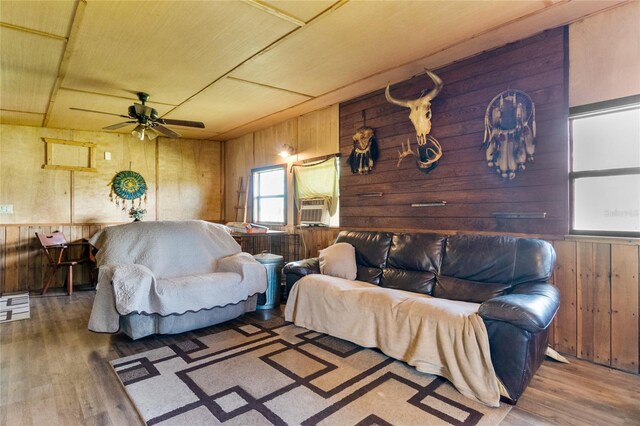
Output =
[
  {"x1": 482, "y1": 90, "x2": 536, "y2": 180},
  {"x1": 109, "y1": 170, "x2": 148, "y2": 211},
  {"x1": 348, "y1": 126, "x2": 378, "y2": 174}
]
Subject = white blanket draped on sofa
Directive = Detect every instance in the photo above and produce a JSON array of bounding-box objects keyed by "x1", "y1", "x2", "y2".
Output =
[
  {"x1": 88, "y1": 220, "x2": 267, "y2": 333},
  {"x1": 285, "y1": 274, "x2": 501, "y2": 407}
]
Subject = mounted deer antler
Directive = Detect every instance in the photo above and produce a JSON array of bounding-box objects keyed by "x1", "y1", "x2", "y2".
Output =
[
  {"x1": 397, "y1": 139, "x2": 416, "y2": 167},
  {"x1": 386, "y1": 69, "x2": 444, "y2": 173},
  {"x1": 417, "y1": 135, "x2": 442, "y2": 170}
]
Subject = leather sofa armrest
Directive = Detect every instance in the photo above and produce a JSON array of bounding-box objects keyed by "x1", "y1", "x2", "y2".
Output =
[
  {"x1": 283, "y1": 257, "x2": 320, "y2": 277},
  {"x1": 478, "y1": 282, "x2": 560, "y2": 333}
]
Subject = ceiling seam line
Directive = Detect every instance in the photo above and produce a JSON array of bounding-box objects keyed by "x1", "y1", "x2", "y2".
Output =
[
  {"x1": 43, "y1": 0, "x2": 87, "y2": 127},
  {"x1": 0, "y1": 22, "x2": 67, "y2": 41},
  {"x1": 0, "y1": 108, "x2": 45, "y2": 115},
  {"x1": 242, "y1": 0, "x2": 306, "y2": 27},
  {"x1": 215, "y1": 3, "x2": 588, "y2": 139},
  {"x1": 226, "y1": 77, "x2": 313, "y2": 98},
  {"x1": 160, "y1": 0, "x2": 349, "y2": 119}
]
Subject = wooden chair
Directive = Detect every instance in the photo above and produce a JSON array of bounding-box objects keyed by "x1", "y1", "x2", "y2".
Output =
[{"x1": 36, "y1": 231, "x2": 95, "y2": 295}]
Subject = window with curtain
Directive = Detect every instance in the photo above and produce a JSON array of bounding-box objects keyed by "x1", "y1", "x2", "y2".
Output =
[
  {"x1": 570, "y1": 96, "x2": 640, "y2": 237},
  {"x1": 252, "y1": 165, "x2": 286, "y2": 225},
  {"x1": 292, "y1": 156, "x2": 339, "y2": 224}
]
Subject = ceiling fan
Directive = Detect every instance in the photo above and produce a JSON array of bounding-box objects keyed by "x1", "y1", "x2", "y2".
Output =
[{"x1": 70, "y1": 92, "x2": 205, "y2": 140}]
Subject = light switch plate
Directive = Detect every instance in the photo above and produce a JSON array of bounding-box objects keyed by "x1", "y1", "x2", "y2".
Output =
[
  {"x1": 104, "y1": 151, "x2": 112, "y2": 160},
  {"x1": 0, "y1": 204, "x2": 14, "y2": 214}
]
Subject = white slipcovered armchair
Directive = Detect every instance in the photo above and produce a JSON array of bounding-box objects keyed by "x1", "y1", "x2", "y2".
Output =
[{"x1": 88, "y1": 220, "x2": 267, "y2": 339}]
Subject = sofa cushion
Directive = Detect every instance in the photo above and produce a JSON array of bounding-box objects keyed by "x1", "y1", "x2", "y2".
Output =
[
  {"x1": 319, "y1": 242, "x2": 357, "y2": 280},
  {"x1": 433, "y1": 276, "x2": 512, "y2": 303},
  {"x1": 442, "y1": 235, "x2": 518, "y2": 283},
  {"x1": 381, "y1": 269, "x2": 436, "y2": 294},
  {"x1": 357, "y1": 265, "x2": 384, "y2": 284},
  {"x1": 387, "y1": 233, "x2": 445, "y2": 272},
  {"x1": 380, "y1": 233, "x2": 445, "y2": 294},
  {"x1": 335, "y1": 231, "x2": 393, "y2": 285},
  {"x1": 442, "y1": 235, "x2": 555, "y2": 286}
]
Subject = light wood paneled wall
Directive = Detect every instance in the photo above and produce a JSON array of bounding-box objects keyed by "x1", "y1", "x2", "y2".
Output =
[
  {"x1": 0, "y1": 125, "x2": 224, "y2": 293},
  {"x1": 157, "y1": 138, "x2": 223, "y2": 221},
  {"x1": 0, "y1": 124, "x2": 222, "y2": 224},
  {"x1": 224, "y1": 133, "x2": 254, "y2": 223},
  {"x1": 223, "y1": 105, "x2": 339, "y2": 225},
  {"x1": 0, "y1": 125, "x2": 72, "y2": 223}
]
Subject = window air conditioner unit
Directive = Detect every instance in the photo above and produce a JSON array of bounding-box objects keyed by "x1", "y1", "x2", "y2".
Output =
[{"x1": 299, "y1": 198, "x2": 330, "y2": 226}]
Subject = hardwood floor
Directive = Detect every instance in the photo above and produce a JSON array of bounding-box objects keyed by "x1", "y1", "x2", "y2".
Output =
[{"x1": 1, "y1": 292, "x2": 639, "y2": 425}]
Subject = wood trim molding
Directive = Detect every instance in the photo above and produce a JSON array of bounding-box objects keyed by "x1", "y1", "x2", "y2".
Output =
[{"x1": 42, "y1": 138, "x2": 97, "y2": 172}]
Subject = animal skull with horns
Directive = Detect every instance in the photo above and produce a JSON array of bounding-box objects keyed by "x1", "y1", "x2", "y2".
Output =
[{"x1": 386, "y1": 69, "x2": 443, "y2": 173}]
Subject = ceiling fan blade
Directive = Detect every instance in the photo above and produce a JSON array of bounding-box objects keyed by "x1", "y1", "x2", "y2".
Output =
[
  {"x1": 152, "y1": 123, "x2": 181, "y2": 138},
  {"x1": 70, "y1": 107, "x2": 129, "y2": 119},
  {"x1": 159, "y1": 118, "x2": 205, "y2": 128},
  {"x1": 103, "y1": 121, "x2": 136, "y2": 130},
  {"x1": 133, "y1": 102, "x2": 153, "y2": 117}
]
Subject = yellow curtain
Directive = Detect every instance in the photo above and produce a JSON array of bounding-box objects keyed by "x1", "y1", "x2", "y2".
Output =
[{"x1": 293, "y1": 157, "x2": 339, "y2": 215}]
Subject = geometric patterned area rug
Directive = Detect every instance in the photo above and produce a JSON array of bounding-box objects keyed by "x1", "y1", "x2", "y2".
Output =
[
  {"x1": 111, "y1": 317, "x2": 511, "y2": 425},
  {"x1": 0, "y1": 292, "x2": 30, "y2": 324}
]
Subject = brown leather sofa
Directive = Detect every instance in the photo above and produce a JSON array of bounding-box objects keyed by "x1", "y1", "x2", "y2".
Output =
[{"x1": 283, "y1": 230, "x2": 560, "y2": 404}]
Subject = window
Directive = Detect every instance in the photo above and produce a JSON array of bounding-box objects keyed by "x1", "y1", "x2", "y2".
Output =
[
  {"x1": 252, "y1": 165, "x2": 286, "y2": 224},
  {"x1": 292, "y1": 155, "x2": 340, "y2": 227},
  {"x1": 570, "y1": 96, "x2": 640, "y2": 237}
]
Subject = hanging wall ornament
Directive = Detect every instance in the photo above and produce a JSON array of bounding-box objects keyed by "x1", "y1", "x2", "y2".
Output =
[
  {"x1": 348, "y1": 126, "x2": 379, "y2": 175},
  {"x1": 481, "y1": 89, "x2": 536, "y2": 180},
  {"x1": 109, "y1": 170, "x2": 148, "y2": 211}
]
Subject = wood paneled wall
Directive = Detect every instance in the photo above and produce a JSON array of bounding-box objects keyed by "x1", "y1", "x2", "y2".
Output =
[
  {"x1": 157, "y1": 138, "x2": 223, "y2": 221},
  {"x1": 0, "y1": 224, "x2": 111, "y2": 294},
  {"x1": 0, "y1": 125, "x2": 223, "y2": 293},
  {"x1": 224, "y1": 105, "x2": 339, "y2": 224},
  {"x1": 339, "y1": 28, "x2": 569, "y2": 236},
  {"x1": 552, "y1": 238, "x2": 639, "y2": 373},
  {"x1": 0, "y1": 124, "x2": 223, "y2": 224}
]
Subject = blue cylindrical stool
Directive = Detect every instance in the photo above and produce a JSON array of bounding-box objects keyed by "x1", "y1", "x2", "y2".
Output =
[{"x1": 253, "y1": 252, "x2": 284, "y2": 310}]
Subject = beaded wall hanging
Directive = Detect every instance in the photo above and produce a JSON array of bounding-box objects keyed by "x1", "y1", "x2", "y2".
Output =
[{"x1": 109, "y1": 170, "x2": 148, "y2": 210}]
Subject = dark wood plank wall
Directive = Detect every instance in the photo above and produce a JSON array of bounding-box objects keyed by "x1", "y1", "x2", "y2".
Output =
[
  {"x1": 339, "y1": 27, "x2": 569, "y2": 236},
  {"x1": 0, "y1": 224, "x2": 110, "y2": 294}
]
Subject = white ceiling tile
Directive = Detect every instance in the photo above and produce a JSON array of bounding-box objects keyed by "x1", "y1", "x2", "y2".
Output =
[
  {"x1": 165, "y1": 127, "x2": 220, "y2": 141},
  {"x1": 60, "y1": 1, "x2": 298, "y2": 104},
  {"x1": 0, "y1": 0, "x2": 627, "y2": 140},
  {"x1": 230, "y1": 1, "x2": 546, "y2": 96},
  {"x1": 0, "y1": 0, "x2": 76, "y2": 37},
  {"x1": 164, "y1": 77, "x2": 310, "y2": 134},
  {"x1": 0, "y1": 29, "x2": 65, "y2": 113}
]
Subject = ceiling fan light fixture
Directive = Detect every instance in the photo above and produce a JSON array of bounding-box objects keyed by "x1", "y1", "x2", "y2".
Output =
[
  {"x1": 132, "y1": 124, "x2": 145, "y2": 140},
  {"x1": 146, "y1": 127, "x2": 158, "y2": 140},
  {"x1": 73, "y1": 92, "x2": 205, "y2": 139}
]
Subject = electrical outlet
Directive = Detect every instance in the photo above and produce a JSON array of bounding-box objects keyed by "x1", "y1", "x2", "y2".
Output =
[
  {"x1": 104, "y1": 151, "x2": 112, "y2": 160},
  {"x1": 0, "y1": 204, "x2": 14, "y2": 214}
]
